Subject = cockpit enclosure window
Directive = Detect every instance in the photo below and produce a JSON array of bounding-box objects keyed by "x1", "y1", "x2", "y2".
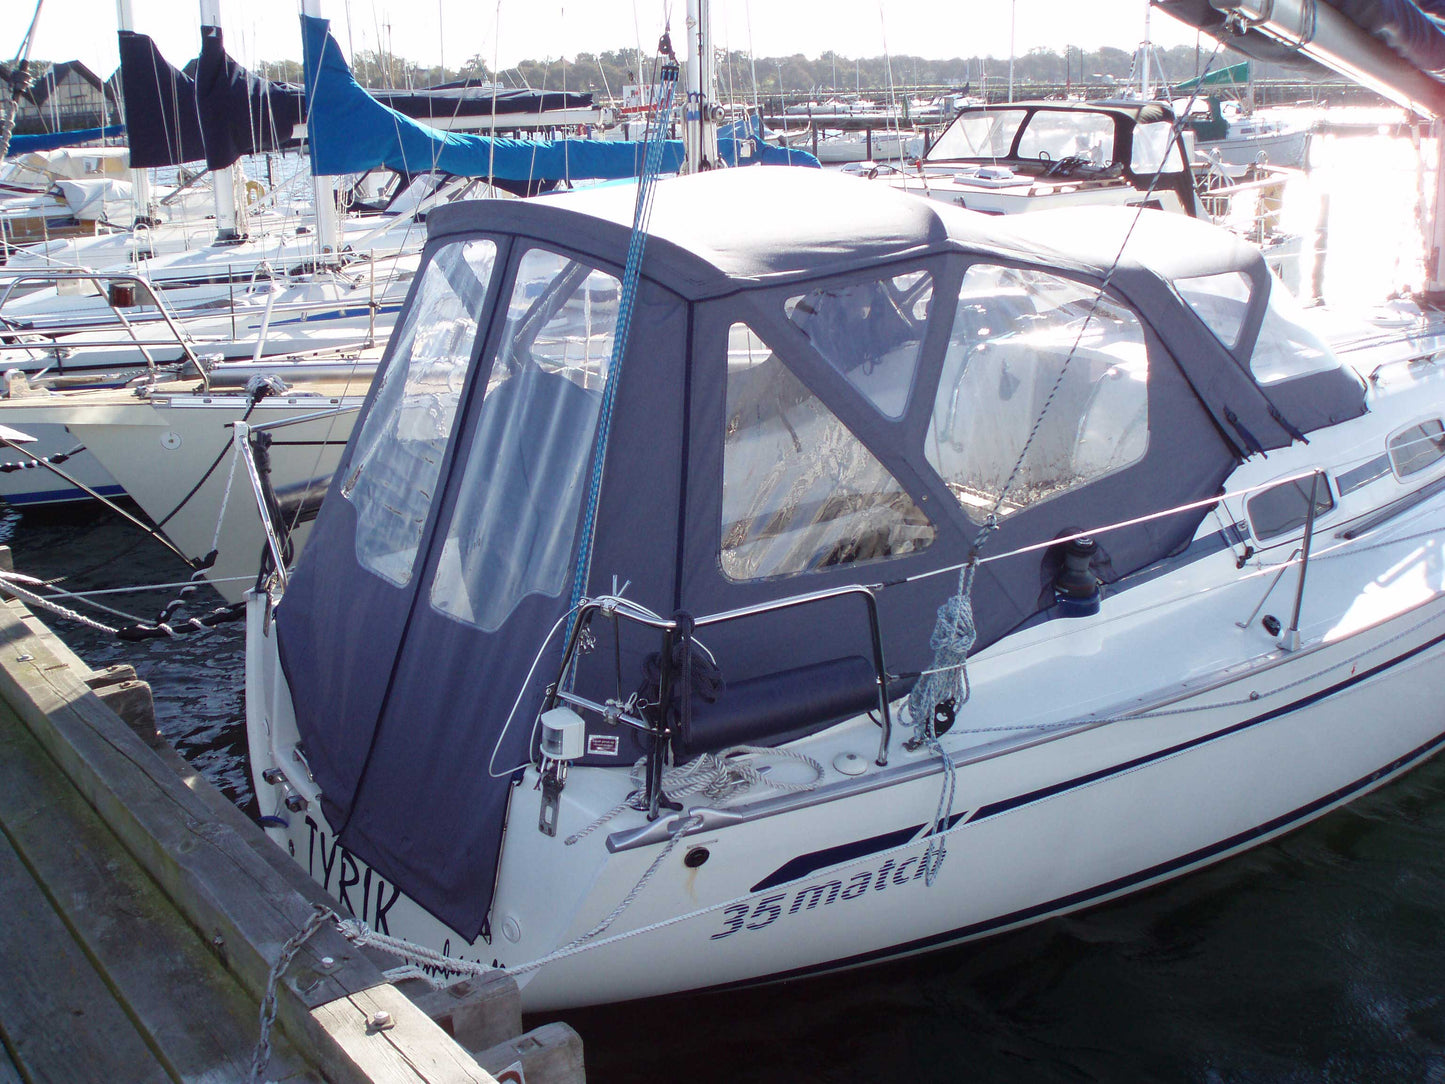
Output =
[
  {"x1": 1246, "y1": 472, "x2": 1334, "y2": 541},
  {"x1": 1016, "y1": 111, "x2": 1113, "y2": 167},
  {"x1": 926, "y1": 264, "x2": 1149, "y2": 523},
  {"x1": 721, "y1": 321, "x2": 935, "y2": 581},
  {"x1": 429, "y1": 247, "x2": 621, "y2": 630},
  {"x1": 343, "y1": 238, "x2": 496, "y2": 586},
  {"x1": 1389, "y1": 418, "x2": 1445, "y2": 478},
  {"x1": 1175, "y1": 270, "x2": 1253, "y2": 351},
  {"x1": 1249, "y1": 276, "x2": 1340, "y2": 385},
  {"x1": 927, "y1": 109, "x2": 1026, "y2": 160},
  {"x1": 784, "y1": 270, "x2": 932, "y2": 418},
  {"x1": 1132, "y1": 120, "x2": 1187, "y2": 174}
]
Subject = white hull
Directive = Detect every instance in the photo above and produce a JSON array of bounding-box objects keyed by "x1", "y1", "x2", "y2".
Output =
[
  {"x1": 1196, "y1": 129, "x2": 1313, "y2": 170},
  {"x1": 0, "y1": 378, "x2": 364, "y2": 599},
  {"x1": 250, "y1": 559, "x2": 1445, "y2": 1009}
]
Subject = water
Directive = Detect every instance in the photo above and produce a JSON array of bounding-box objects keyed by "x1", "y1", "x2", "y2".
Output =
[{"x1": 6, "y1": 121, "x2": 1445, "y2": 1083}]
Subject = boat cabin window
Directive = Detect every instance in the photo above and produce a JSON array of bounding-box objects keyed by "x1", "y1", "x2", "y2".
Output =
[
  {"x1": 927, "y1": 109, "x2": 1027, "y2": 160},
  {"x1": 1132, "y1": 120, "x2": 1188, "y2": 174},
  {"x1": 926, "y1": 264, "x2": 1149, "y2": 522},
  {"x1": 1246, "y1": 472, "x2": 1334, "y2": 541},
  {"x1": 1249, "y1": 277, "x2": 1339, "y2": 385},
  {"x1": 1016, "y1": 112, "x2": 1113, "y2": 167},
  {"x1": 784, "y1": 270, "x2": 933, "y2": 419},
  {"x1": 721, "y1": 322, "x2": 935, "y2": 581},
  {"x1": 429, "y1": 247, "x2": 621, "y2": 630},
  {"x1": 342, "y1": 238, "x2": 497, "y2": 586},
  {"x1": 1388, "y1": 418, "x2": 1445, "y2": 478},
  {"x1": 1175, "y1": 271, "x2": 1253, "y2": 351}
]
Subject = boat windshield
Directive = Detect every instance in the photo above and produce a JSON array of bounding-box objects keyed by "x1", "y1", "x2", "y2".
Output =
[
  {"x1": 927, "y1": 109, "x2": 1027, "y2": 160},
  {"x1": 429, "y1": 247, "x2": 621, "y2": 630},
  {"x1": 1016, "y1": 111, "x2": 1114, "y2": 166}
]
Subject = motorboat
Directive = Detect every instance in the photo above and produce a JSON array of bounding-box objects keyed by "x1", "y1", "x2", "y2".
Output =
[
  {"x1": 244, "y1": 165, "x2": 1445, "y2": 1010},
  {"x1": 874, "y1": 99, "x2": 1202, "y2": 217}
]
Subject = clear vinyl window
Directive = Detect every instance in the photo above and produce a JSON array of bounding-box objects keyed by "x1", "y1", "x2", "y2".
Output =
[
  {"x1": 927, "y1": 109, "x2": 1027, "y2": 160},
  {"x1": 926, "y1": 264, "x2": 1149, "y2": 522},
  {"x1": 1175, "y1": 270, "x2": 1253, "y2": 351},
  {"x1": 1249, "y1": 277, "x2": 1340, "y2": 385},
  {"x1": 342, "y1": 238, "x2": 497, "y2": 586},
  {"x1": 721, "y1": 322, "x2": 935, "y2": 581},
  {"x1": 430, "y1": 247, "x2": 621, "y2": 631},
  {"x1": 785, "y1": 269, "x2": 933, "y2": 418}
]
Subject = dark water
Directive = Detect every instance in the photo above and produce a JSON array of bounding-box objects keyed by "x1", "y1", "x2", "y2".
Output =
[
  {"x1": 10, "y1": 503, "x2": 1445, "y2": 1084},
  {"x1": 9, "y1": 126, "x2": 1445, "y2": 1082}
]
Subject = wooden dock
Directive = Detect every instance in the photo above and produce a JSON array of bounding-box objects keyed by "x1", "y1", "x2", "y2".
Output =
[{"x1": 0, "y1": 584, "x2": 583, "y2": 1083}]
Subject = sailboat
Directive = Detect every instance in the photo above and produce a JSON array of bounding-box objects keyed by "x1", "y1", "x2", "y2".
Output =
[{"x1": 241, "y1": 0, "x2": 1445, "y2": 1011}]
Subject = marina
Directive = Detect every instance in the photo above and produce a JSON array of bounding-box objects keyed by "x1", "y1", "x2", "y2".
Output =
[{"x1": 7, "y1": 0, "x2": 1445, "y2": 1079}]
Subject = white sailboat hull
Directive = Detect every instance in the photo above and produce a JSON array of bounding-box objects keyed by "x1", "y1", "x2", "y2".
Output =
[{"x1": 248, "y1": 486, "x2": 1445, "y2": 1009}]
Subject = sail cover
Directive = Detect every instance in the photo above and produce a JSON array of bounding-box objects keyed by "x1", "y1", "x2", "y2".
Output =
[
  {"x1": 194, "y1": 25, "x2": 306, "y2": 171},
  {"x1": 300, "y1": 14, "x2": 817, "y2": 180},
  {"x1": 117, "y1": 27, "x2": 304, "y2": 170},
  {"x1": 5, "y1": 126, "x2": 125, "y2": 156},
  {"x1": 117, "y1": 31, "x2": 206, "y2": 168}
]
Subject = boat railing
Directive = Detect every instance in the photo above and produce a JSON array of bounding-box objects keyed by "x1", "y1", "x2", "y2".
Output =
[
  {"x1": 0, "y1": 268, "x2": 212, "y2": 391},
  {"x1": 546, "y1": 585, "x2": 894, "y2": 819}
]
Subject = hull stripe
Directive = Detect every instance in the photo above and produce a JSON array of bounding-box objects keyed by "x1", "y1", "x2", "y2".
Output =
[{"x1": 751, "y1": 628, "x2": 1445, "y2": 892}]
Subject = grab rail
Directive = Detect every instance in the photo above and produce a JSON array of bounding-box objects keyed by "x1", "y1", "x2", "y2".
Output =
[{"x1": 0, "y1": 269, "x2": 210, "y2": 391}]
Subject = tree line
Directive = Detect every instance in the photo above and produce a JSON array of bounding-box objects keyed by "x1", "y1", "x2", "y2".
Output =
[{"x1": 246, "y1": 42, "x2": 1325, "y2": 99}]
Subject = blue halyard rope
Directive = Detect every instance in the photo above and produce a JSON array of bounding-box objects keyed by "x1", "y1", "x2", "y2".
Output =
[{"x1": 566, "y1": 60, "x2": 680, "y2": 628}]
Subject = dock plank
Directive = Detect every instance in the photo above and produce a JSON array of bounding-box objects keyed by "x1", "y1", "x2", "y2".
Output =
[
  {"x1": 0, "y1": 700, "x2": 321, "y2": 1084},
  {"x1": 310, "y1": 986, "x2": 497, "y2": 1084},
  {"x1": 0, "y1": 830, "x2": 167, "y2": 1084},
  {"x1": 0, "y1": 602, "x2": 502, "y2": 1084}
]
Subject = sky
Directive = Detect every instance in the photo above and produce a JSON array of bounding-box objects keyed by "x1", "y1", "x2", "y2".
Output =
[{"x1": 3, "y1": 0, "x2": 1204, "y2": 80}]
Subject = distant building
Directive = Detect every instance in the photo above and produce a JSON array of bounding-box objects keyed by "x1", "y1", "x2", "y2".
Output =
[{"x1": 3, "y1": 60, "x2": 121, "y2": 135}]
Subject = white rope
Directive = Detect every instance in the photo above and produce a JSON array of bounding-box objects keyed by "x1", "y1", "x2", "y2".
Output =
[
  {"x1": 0, "y1": 571, "x2": 118, "y2": 634},
  {"x1": 564, "y1": 745, "x2": 825, "y2": 847}
]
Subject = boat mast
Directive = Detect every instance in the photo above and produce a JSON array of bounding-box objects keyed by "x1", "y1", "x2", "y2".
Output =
[
  {"x1": 0, "y1": 0, "x2": 43, "y2": 162},
  {"x1": 299, "y1": 0, "x2": 342, "y2": 258},
  {"x1": 1140, "y1": 0, "x2": 1153, "y2": 99},
  {"x1": 113, "y1": 0, "x2": 155, "y2": 226},
  {"x1": 198, "y1": 0, "x2": 245, "y2": 242},
  {"x1": 683, "y1": 0, "x2": 719, "y2": 171}
]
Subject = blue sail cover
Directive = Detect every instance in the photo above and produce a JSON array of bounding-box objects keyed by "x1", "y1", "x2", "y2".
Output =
[
  {"x1": 300, "y1": 14, "x2": 817, "y2": 180},
  {"x1": 6, "y1": 126, "x2": 126, "y2": 156}
]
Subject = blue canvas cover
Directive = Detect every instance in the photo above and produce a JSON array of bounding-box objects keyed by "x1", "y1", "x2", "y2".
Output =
[
  {"x1": 273, "y1": 172, "x2": 1326, "y2": 940},
  {"x1": 6, "y1": 126, "x2": 125, "y2": 156},
  {"x1": 300, "y1": 15, "x2": 817, "y2": 180}
]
